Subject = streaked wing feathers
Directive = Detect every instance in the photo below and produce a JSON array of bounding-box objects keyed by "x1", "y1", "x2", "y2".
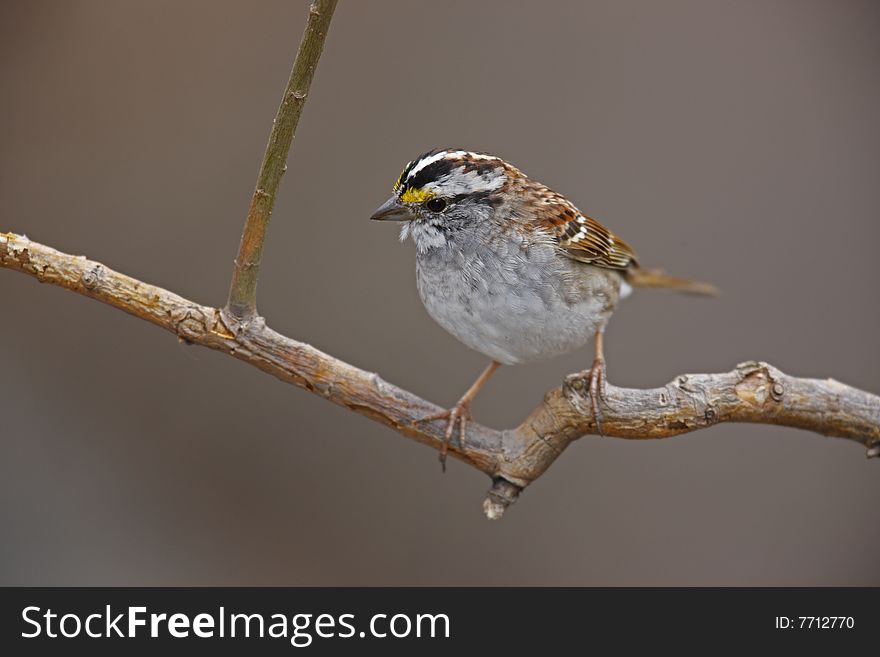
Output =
[{"x1": 535, "y1": 187, "x2": 638, "y2": 271}]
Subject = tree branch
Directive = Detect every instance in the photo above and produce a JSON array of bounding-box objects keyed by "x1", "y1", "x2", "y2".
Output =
[
  {"x1": 3, "y1": 232, "x2": 878, "y2": 518},
  {"x1": 226, "y1": 0, "x2": 337, "y2": 321}
]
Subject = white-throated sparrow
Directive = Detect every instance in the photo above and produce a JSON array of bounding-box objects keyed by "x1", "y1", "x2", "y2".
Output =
[{"x1": 371, "y1": 149, "x2": 716, "y2": 468}]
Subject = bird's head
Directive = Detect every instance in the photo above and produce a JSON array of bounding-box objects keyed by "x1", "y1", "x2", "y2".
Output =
[{"x1": 370, "y1": 149, "x2": 516, "y2": 251}]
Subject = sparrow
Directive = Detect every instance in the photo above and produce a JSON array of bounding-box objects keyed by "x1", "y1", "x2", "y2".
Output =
[{"x1": 371, "y1": 149, "x2": 716, "y2": 469}]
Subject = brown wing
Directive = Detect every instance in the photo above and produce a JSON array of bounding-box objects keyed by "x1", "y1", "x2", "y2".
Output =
[{"x1": 533, "y1": 186, "x2": 639, "y2": 271}]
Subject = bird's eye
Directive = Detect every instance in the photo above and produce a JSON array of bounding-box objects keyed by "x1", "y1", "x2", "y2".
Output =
[{"x1": 426, "y1": 197, "x2": 447, "y2": 213}]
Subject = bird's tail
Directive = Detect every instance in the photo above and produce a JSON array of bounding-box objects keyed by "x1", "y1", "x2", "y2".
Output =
[{"x1": 625, "y1": 267, "x2": 719, "y2": 296}]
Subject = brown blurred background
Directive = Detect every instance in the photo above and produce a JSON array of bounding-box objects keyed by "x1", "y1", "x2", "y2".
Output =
[{"x1": 1, "y1": 0, "x2": 878, "y2": 585}]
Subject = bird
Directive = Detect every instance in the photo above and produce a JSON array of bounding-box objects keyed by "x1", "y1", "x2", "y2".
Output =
[{"x1": 371, "y1": 149, "x2": 716, "y2": 469}]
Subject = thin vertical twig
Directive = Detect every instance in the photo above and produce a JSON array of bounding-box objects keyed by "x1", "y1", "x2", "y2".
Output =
[{"x1": 225, "y1": 0, "x2": 338, "y2": 321}]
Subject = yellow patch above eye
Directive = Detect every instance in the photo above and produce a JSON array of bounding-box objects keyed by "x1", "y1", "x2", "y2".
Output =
[{"x1": 400, "y1": 186, "x2": 435, "y2": 203}]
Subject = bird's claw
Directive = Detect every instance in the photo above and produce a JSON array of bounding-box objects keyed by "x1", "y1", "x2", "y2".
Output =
[
  {"x1": 414, "y1": 401, "x2": 471, "y2": 472},
  {"x1": 584, "y1": 357, "x2": 607, "y2": 435}
]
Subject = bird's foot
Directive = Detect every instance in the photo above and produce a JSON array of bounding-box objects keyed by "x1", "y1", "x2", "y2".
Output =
[
  {"x1": 572, "y1": 356, "x2": 607, "y2": 435},
  {"x1": 588, "y1": 356, "x2": 607, "y2": 434},
  {"x1": 415, "y1": 400, "x2": 472, "y2": 472}
]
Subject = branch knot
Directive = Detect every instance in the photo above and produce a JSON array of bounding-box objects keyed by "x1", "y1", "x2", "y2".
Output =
[
  {"x1": 81, "y1": 264, "x2": 104, "y2": 290},
  {"x1": 171, "y1": 306, "x2": 211, "y2": 342}
]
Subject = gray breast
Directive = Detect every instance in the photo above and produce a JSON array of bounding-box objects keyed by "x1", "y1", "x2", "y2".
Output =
[{"x1": 415, "y1": 232, "x2": 622, "y2": 365}]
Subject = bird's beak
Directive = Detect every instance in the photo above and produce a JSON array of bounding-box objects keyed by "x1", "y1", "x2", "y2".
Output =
[{"x1": 370, "y1": 195, "x2": 412, "y2": 222}]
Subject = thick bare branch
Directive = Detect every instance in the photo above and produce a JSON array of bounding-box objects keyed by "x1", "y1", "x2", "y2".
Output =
[
  {"x1": 501, "y1": 364, "x2": 880, "y2": 488},
  {"x1": 1, "y1": 232, "x2": 503, "y2": 477},
  {"x1": 226, "y1": 0, "x2": 338, "y2": 321},
  {"x1": 3, "y1": 232, "x2": 877, "y2": 519}
]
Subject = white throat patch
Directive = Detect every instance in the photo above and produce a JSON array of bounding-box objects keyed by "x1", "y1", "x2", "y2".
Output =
[{"x1": 400, "y1": 221, "x2": 447, "y2": 253}]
